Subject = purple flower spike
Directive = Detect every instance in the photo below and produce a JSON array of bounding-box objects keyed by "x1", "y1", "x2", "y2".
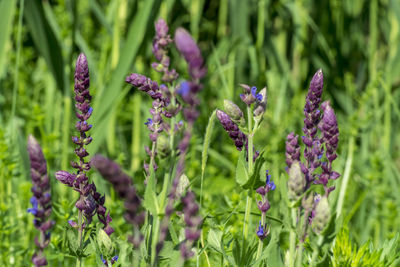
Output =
[
  {"x1": 216, "y1": 110, "x2": 247, "y2": 151},
  {"x1": 92, "y1": 155, "x2": 145, "y2": 246},
  {"x1": 27, "y1": 135, "x2": 54, "y2": 267},
  {"x1": 175, "y1": 28, "x2": 206, "y2": 81},
  {"x1": 57, "y1": 53, "x2": 112, "y2": 236}
]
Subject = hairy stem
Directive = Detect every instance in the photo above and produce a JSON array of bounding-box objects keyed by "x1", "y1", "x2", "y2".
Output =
[
  {"x1": 289, "y1": 208, "x2": 297, "y2": 267},
  {"x1": 243, "y1": 106, "x2": 254, "y2": 240}
]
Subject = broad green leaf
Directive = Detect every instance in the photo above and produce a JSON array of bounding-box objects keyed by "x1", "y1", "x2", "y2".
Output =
[
  {"x1": 242, "y1": 151, "x2": 265, "y2": 190},
  {"x1": 143, "y1": 171, "x2": 159, "y2": 216},
  {"x1": 207, "y1": 228, "x2": 223, "y2": 253}
]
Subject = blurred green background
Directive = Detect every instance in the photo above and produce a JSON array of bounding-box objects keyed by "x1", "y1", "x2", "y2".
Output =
[{"x1": 1, "y1": 0, "x2": 400, "y2": 265}]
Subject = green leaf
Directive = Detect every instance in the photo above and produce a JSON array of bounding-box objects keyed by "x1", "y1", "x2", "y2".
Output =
[
  {"x1": 0, "y1": 0, "x2": 16, "y2": 78},
  {"x1": 67, "y1": 228, "x2": 79, "y2": 255},
  {"x1": 24, "y1": 0, "x2": 65, "y2": 92},
  {"x1": 242, "y1": 151, "x2": 265, "y2": 190},
  {"x1": 235, "y1": 149, "x2": 248, "y2": 186},
  {"x1": 207, "y1": 228, "x2": 223, "y2": 253},
  {"x1": 97, "y1": 228, "x2": 113, "y2": 256},
  {"x1": 143, "y1": 171, "x2": 159, "y2": 216}
]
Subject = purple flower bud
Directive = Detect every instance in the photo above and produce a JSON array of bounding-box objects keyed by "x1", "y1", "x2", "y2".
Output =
[
  {"x1": 285, "y1": 132, "x2": 300, "y2": 168},
  {"x1": 175, "y1": 28, "x2": 206, "y2": 81}
]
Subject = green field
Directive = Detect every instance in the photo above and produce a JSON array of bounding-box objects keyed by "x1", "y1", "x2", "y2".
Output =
[{"x1": 1, "y1": 0, "x2": 400, "y2": 266}]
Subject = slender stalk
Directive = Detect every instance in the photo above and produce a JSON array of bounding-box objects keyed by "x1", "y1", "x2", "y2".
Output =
[
  {"x1": 289, "y1": 208, "x2": 297, "y2": 267},
  {"x1": 76, "y1": 208, "x2": 83, "y2": 267},
  {"x1": 243, "y1": 106, "x2": 254, "y2": 239}
]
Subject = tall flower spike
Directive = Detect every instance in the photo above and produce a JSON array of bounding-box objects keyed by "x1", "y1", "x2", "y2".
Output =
[
  {"x1": 56, "y1": 53, "x2": 112, "y2": 234},
  {"x1": 27, "y1": 135, "x2": 54, "y2": 267},
  {"x1": 92, "y1": 155, "x2": 145, "y2": 247},
  {"x1": 216, "y1": 110, "x2": 247, "y2": 151}
]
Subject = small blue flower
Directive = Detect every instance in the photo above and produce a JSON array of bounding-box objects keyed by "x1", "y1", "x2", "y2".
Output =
[
  {"x1": 177, "y1": 81, "x2": 190, "y2": 96},
  {"x1": 111, "y1": 255, "x2": 119, "y2": 264},
  {"x1": 265, "y1": 170, "x2": 276, "y2": 191},
  {"x1": 257, "y1": 221, "x2": 264, "y2": 237},
  {"x1": 100, "y1": 254, "x2": 107, "y2": 264},
  {"x1": 251, "y1": 86, "x2": 263, "y2": 101},
  {"x1": 27, "y1": 197, "x2": 39, "y2": 215},
  {"x1": 144, "y1": 118, "x2": 153, "y2": 126},
  {"x1": 87, "y1": 107, "x2": 93, "y2": 115}
]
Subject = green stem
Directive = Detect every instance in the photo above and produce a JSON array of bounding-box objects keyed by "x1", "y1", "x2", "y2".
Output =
[
  {"x1": 297, "y1": 241, "x2": 304, "y2": 267},
  {"x1": 243, "y1": 106, "x2": 254, "y2": 240},
  {"x1": 76, "y1": 208, "x2": 83, "y2": 267},
  {"x1": 289, "y1": 208, "x2": 297, "y2": 267},
  {"x1": 336, "y1": 136, "x2": 354, "y2": 218},
  {"x1": 310, "y1": 236, "x2": 324, "y2": 266}
]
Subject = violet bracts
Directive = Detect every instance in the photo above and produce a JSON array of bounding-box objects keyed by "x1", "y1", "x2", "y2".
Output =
[
  {"x1": 27, "y1": 135, "x2": 54, "y2": 267},
  {"x1": 55, "y1": 53, "x2": 113, "y2": 237},
  {"x1": 216, "y1": 110, "x2": 247, "y2": 151}
]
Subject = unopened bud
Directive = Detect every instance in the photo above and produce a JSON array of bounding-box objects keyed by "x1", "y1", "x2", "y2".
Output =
[
  {"x1": 287, "y1": 161, "x2": 305, "y2": 201},
  {"x1": 223, "y1": 100, "x2": 245, "y2": 127},
  {"x1": 312, "y1": 196, "x2": 330, "y2": 234}
]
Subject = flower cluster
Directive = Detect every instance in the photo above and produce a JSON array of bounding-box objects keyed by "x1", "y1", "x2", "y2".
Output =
[
  {"x1": 27, "y1": 135, "x2": 54, "y2": 267},
  {"x1": 126, "y1": 20, "x2": 180, "y2": 176},
  {"x1": 180, "y1": 191, "x2": 202, "y2": 259},
  {"x1": 55, "y1": 53, "x2": 112, "y2": 235},
  {"x1": 255, "y1": 171, "x2": 275, "y2": 240},
  {"x1": 92, "y1": 155, "x2": 145, "y2": 247},
  {"x1": 157, "y1": 24, "x2": 206, "y2": 259}
]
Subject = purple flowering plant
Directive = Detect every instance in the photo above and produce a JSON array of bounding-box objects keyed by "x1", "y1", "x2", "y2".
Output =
[
  {"x1": 285, "y1": 69, "x2": 341, "y2": 266},
  {"x1": 53, "y1": 53, "x2": 115, "y2": 267}
]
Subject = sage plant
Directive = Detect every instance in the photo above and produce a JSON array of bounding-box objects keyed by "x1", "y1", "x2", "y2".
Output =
[
  {"x1": 126, "y1": 19, "x2": 206, "y2": 265},
  {"x1": 286, "y1": 69, "x2": 340, "y2": 266},
  {"x1": 216, "y1": 84, "x2": 268, "y2": 259},
  {"x1": 27, "y1": 135, "x2": 54, "y2": 267},
  {"x1": 55, "y1": 53, "x2": 113, "y2": 265}
]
